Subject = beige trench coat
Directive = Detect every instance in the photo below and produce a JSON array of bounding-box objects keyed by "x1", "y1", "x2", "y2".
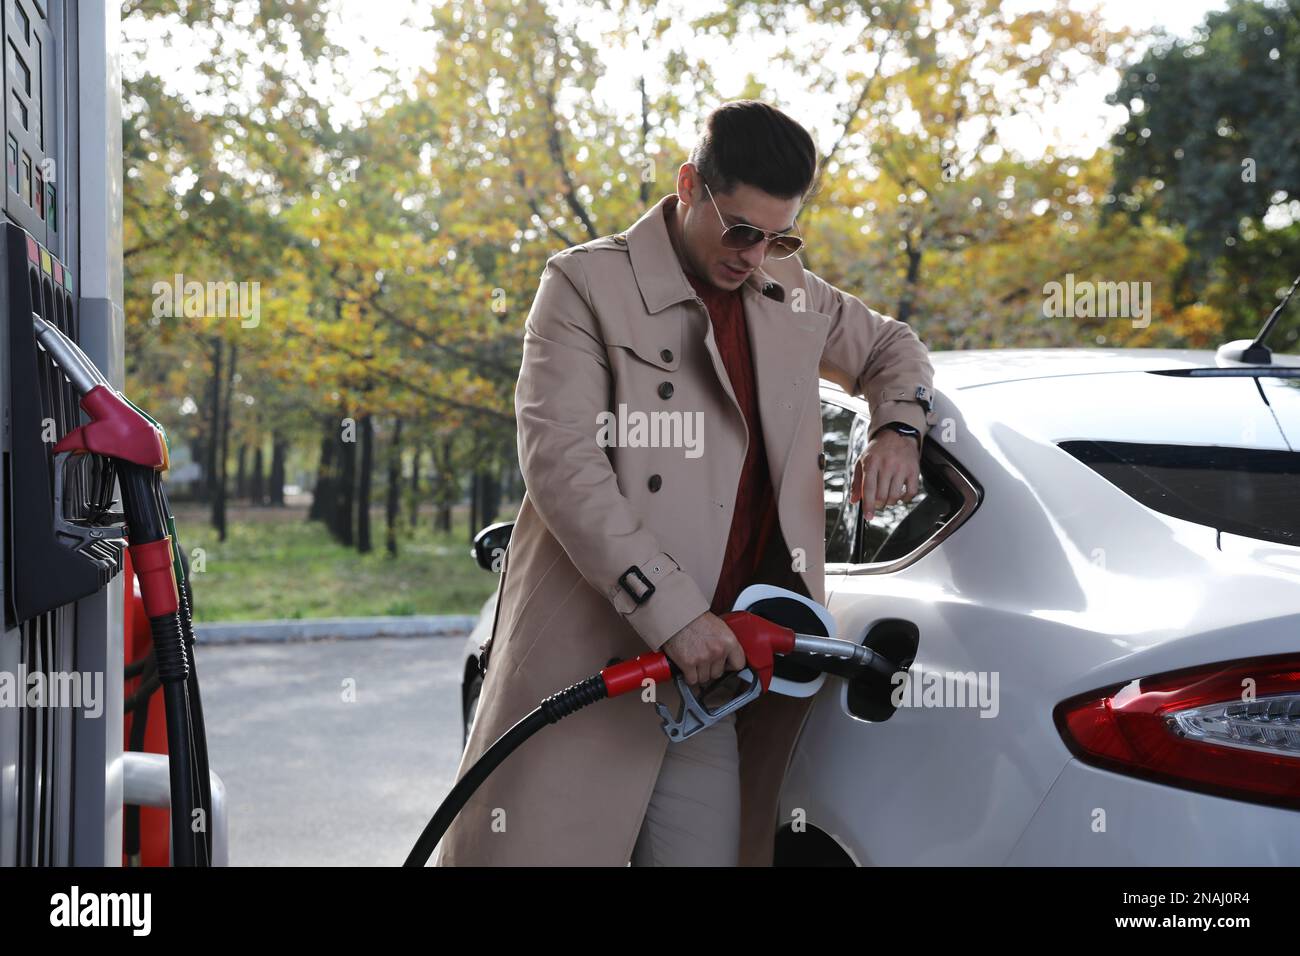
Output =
[{"x1": 434, "y1": 193, "x2": 937, "y2": 866}]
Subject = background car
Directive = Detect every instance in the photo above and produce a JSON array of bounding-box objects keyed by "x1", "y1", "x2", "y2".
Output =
[{"x1": 460, "y1": 347, "x2": 1300, "y2": 865}]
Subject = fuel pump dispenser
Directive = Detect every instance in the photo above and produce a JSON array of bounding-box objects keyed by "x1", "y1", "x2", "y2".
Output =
[{"x1": 30, "y1": 313, "x2": 212, "y2": 867}]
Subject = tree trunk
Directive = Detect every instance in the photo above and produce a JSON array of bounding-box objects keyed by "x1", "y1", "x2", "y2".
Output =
[
  {"x1": 211, "y1": 342, "x2": 236, "y2": 541},
  {"x1": 250, "y1": 444, "x2": 265, "y2": 505},
  {"x1": 309, "y1": 427, "x2": 336, "y2": 522},
  {"x1": 357, "y1": 414, "x2": 374, "y2": 554},
  {"x1": 235, "y1": 444, "x2": 248, "y2": 500},
  {"x1": 203, "y1": 338, "x2": 222, "y2": 501},
  {"x1": 386, "y1": 418, "x2": 403, "y2": 557},
  {"x1": 434, "y1": 437, "x2": 453, "y2": 534},
  {"x1": 638, "y1": 74, "x2": 652, "y2": 205},
  {"x1": 408, "y1": 443, "x2": 422, "y2": 528},
  {"x1": 468, "y1": 471, "x2": 479, "y2": 544},
  {"x1": 897, "y1": 242, "x2": 923, "y2": 325},
  {"x1": 269, "y1": 431, "x2": 287, "y2": 506},
  {"x1": 334, "y1": 414, "x2": 356, "y2": 546}
]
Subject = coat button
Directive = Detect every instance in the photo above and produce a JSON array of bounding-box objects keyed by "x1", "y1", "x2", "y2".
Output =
[
  {"x1": 660, "y1": 349, "x2": 673, "y2": 363},
  {"x1": 658, "y1": 381, "x2": 674, "y2": 399},
  {"x1": 648, "y1": 474, "x2": 662, "y2": 493},
  {"x1": 817, "y1": 452, "x2": 827, "y2": 471}
]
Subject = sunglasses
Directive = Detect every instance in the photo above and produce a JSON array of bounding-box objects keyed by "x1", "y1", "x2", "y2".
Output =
[{"x1": 700, "y1": 177, "x2": 804, "y2": 260}]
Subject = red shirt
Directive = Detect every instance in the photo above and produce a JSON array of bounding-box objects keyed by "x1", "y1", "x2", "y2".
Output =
[{"x1": 686, "y1": 272, "x2": 779, "y2": 614}]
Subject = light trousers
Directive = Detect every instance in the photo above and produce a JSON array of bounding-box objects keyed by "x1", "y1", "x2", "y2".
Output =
[{"x1": 629, "y1": 711, "x2": 740, "y2": 866}]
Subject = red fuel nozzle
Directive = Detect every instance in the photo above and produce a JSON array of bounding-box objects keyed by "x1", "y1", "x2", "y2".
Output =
[
  {"x1": 599, "y1": 611, "x2": 797, "y2": 699},
  {"x1": 718, "y1": 611, "x2": 795, "y2": 692},
  {"x1": 53, "y1": 385, "x2": 169, "y2": 470}
]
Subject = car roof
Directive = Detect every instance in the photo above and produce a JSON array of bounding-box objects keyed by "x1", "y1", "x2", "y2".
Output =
[
  {"x1": 819, "y1": 349, "x2": 1231, "y2": 400},
  {"x1": 820, "y1": 348, "x2": 1300, "y2": 449},
  {"x1": 928, "y1": 347, "x2": 1222, "y2": 390}
]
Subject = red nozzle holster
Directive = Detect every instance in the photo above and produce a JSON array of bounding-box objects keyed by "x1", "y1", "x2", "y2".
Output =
[{"x1": 129, "y1": 536, "x2": 179, "y2": 617}]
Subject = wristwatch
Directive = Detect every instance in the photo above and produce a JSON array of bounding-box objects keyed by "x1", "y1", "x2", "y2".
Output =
[{"x1": 876, "y1": 421, "x2": 922, "y2": 450}]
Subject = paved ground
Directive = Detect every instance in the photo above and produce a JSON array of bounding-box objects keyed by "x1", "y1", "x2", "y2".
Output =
[{"x1": 196, "y1": 636, "x2": 467, "y2": 866}]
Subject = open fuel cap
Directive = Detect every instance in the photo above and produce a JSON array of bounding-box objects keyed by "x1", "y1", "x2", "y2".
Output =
[{"x1": 731, "y1": 585, "x2": 835, "y2": 698}]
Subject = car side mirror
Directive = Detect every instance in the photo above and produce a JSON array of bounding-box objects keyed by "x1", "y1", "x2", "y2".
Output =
[{"x1": 471, "y1": 521, "x2": 514, "y2": 572}]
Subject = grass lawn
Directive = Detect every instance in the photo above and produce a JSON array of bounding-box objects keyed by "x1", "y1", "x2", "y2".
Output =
[{"x1": 171, "y1": 501, "x2": 507, "y2": 623}]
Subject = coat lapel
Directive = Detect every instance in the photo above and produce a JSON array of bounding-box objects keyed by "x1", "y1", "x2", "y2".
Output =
[
  {"x1": 623, "y1": 194, "x2": 831, "y2": 503},
  {"x1": 741, "y1": 267, "x2": 830, "y2": 507}
]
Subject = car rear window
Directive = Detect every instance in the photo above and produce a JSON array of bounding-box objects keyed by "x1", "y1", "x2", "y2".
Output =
[{"x1": 1059, "y1": 440, "x2": 1300, "y2": 547}]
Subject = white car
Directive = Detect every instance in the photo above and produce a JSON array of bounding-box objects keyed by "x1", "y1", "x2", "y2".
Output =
[{"x1": 461, "y1": 348, "x2": 1300, "y2": 865}]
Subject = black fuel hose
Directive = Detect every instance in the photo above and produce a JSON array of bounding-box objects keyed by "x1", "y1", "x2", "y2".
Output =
[
  {"x1": 123, "y1": 650, "x2": 159, "y2": 712},
  {"x1": 119, "y1": 464, "x2": 207, "y2": 867},
  {"x1": 179, "y1": 609, "x2": 212, "y2": 862},
  {"x1": 404, "y1": 673, "x2": 608, "y2": 867},
  {"x1": 124, "y1": 650, "x2": 156, "y2": 865},
  {"x1": 405, "y1": 636, "x2": 900, "y2": 867},
  {"x1": 152, "y1": 612, "x2": 202, "y2": 867},
  {"x1": 125, "y1": 654, "x2": 152, "y2": 679},
  {"x1": 172, "y1": 534, "x2": 213, "y2": 863}
]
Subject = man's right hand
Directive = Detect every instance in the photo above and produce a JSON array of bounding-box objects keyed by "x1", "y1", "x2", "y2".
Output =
[{"x1": 662, "y1": 610, "x2": 747, "y2": 687}]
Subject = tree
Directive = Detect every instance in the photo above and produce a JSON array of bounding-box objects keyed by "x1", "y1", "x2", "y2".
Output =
[
  {"x1": 1108, "y1": 0, "x2": 1300, "y2": 346},
  {"x1": 123, "y1": 0, "x2": 346, "y2": 526}
]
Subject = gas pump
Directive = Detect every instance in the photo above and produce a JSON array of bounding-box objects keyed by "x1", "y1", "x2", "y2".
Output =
[{"x1": 0, "y1": 2, "x2": 226, "y2": 867}]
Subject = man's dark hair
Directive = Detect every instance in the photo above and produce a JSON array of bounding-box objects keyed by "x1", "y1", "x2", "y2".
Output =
[{"x1": 689, "y1": 100, "x2": 819, "y2": 201}]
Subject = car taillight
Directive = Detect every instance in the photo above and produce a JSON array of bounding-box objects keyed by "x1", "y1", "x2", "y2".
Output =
[{"x1": 1054, "y1": 655, "x2": 1300, "y2": 810}]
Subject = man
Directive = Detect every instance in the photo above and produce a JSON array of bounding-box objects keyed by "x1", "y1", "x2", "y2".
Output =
[{"x1": 434, "y1": 101, "x2": 936, "y2": 867}]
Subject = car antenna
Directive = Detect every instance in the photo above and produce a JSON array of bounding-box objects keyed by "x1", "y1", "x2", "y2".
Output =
[{"x1": 1216, "y1": 269, "x2": 1300, "y2": 367}]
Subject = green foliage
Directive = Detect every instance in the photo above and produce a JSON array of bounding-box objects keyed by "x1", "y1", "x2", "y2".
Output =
[
  {"x1": 179, "y1": 503, "x2": 502, "y2": 621},
  {"x1": 1109, "y1": 0, "x2": 1300, "y2": 260},
  {"x1": 123, "y1": 0, "x2": 1265, "y2": 556},
  {"x1": 1107, "y1": 0, "x2": 1300, "y2": 351}
]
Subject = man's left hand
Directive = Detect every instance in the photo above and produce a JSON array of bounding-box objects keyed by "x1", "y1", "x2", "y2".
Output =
[{"x1": 849, "y1": 429, "x2": 921, "y2": 520}]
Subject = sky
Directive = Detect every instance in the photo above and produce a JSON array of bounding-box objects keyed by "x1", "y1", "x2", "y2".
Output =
[
  {"x1": 317, "y1": 0, "x2": 1229, "y2": 157},
  {"x1": 130, "y1": 0, "x2": 1231, "y2": 160}
]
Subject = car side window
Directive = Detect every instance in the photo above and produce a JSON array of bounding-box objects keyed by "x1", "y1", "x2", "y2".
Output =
[
  {"x1": 856, "y1": 417, "x2": 965, "y2": 564},
  {"x1": 821, "y1": 400, "x2": 859, "y2": 564},
  {"x1": 823, "y1": 399, "x2": 974, "y2": 568}
]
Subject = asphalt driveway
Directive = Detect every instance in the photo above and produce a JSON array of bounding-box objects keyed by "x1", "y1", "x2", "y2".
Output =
[{"x1": 196, "y1": 635, "x2": 466, "y2": 866}]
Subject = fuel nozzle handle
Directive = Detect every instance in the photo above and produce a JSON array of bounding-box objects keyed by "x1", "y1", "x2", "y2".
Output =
[
  {"x1": 597, "y1": 611, "x2": 900, "y2": 700},
  {"x1": 720, "y1": 612, "x2": 902, "y2": 684},
  {"x1": 597, "y1": 611, "x2": 798, "y2": 701},
  {"x1": 31, "y1": 312, "x2": 170, "y2": 470}
]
